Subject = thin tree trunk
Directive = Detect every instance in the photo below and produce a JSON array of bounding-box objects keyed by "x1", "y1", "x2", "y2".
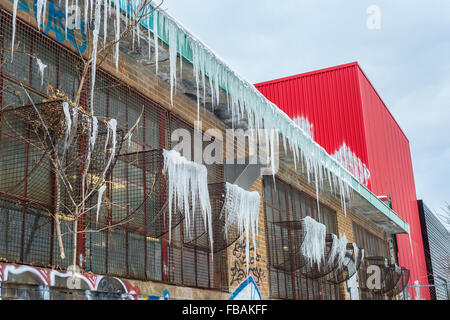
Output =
[
  {"x1": 74, "y1": 62, "x2": 91, "y2": 106},
  {"x1": 54, "y1": 160, "x2": 66, "y2": 259},
  {"x1": 71, "y1": 207, "x2": 79, "y2": 284}
]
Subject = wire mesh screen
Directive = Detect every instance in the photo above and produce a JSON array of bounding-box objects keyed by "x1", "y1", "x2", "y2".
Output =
[
  {"x1": 359, "y1": 257, "x2": 407, "y2": 297},
  {"x1": 263, "y1": 176, "x2": 341, "y2": 300},
  {"x1": 386, "y1": 267, "x2": 409, "y2": 298},
  {"x1": 114, "y1": 149, "x2": 181, "y2": 238},
  {"x1": 326, "y1": 243, "x2": 363, "y2": 284},
  {"x1": 352, "y1": 222, "x2": 393, "y2": 299}
]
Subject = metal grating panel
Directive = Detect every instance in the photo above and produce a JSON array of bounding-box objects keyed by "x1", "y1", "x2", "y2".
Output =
[{"x1": 0, "y1": 10, "x2": 228, "y2": 292}]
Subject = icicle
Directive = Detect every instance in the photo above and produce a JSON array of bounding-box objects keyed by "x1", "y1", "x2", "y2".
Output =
[
  {"x1": 103, "y1": 0, "x2": 108, "y2": 45},
  {"x1": 147, "y1": 15, "x2": 152, "y2": 62},
  {"x1": 224, "y1": 182, "x2": 261, "y2": 272},
  {"x1": 84, "y1": 0, "x2": 89, "y2": 27},
  {"x1": 35, "y1": 58, "x2": 47, "y2": 87},
  {"x1": 293, "y1": 116, "x2": 314, "y2": 140},
  {"x1": 327, "y1": 234, "x2": 348, "y2": 268},
  {"x1": 90, "y1": 0, "x2": 93, "y2": 21},
  {"x1": 102, "y1": 118, "x2": 117, "y2": 179},
  {"x1": 162, "y1": 149, "x2": 212, "y2": 249},
  {"x1": 65, "y1": 0, "x2": 69, "y2": 37},
  {"x1": 301, "y1": 216, "x2": 326, "y2": 268},
  {"x1": 90, "y1": 116, "x2": 99, "y2": 149},
  {"x1": 353, "y1": 243, "x2": 359, "y2": 265},
  {"x1": 75, "y1": 0, "x2": 79, "y2": 29},
  {"x1": 81, "y1": 115, "x2": 98, "y2": 211},
  {"x1": 68, "y1": 5, "x2": 387, "y2": 223},
  {"x1": 154, "y1": 10, "x2": 159, "y2": 74},
  {"x1": 64, "y1": 107, "x2": 78, "y2": 161},
  {"x1": 36, "y1": 0, "x2": 46, "y2": 31},
  {"x1": 96, "y1": 185, "x2": 107, "y2": 222},
  {"x1": 11, "y1": 0, "x2": 19, "y2": 62},
  {"x1": 62, "y1": 102, "x2": 72, "y2": 154},
  {"x1": 414, "y1": 280, "x2": 421, "y2": 300}
]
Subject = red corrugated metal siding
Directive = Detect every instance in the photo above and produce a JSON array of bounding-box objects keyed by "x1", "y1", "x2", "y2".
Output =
[
  {"x1": 357, "y1": 67, "x2": 430, "y2": 300},
  {"x1": 256, "y1": 63, "x2": 370, "y2": 182},
  {"x1": 255, "y1": 62, "x2": 430, "y2": 299}
]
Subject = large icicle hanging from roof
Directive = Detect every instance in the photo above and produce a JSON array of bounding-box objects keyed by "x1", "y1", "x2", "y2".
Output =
[
  {"x1": 163, "y1": 149, "x2": 213, "y2": 251},
  {"x1": 102, "y1": 118, "x2": 117, "y2": 180},
  {"x1": 224, "y1": 182, "x2": 261, "y2": 272},
  {"x1": 35, "y1": 58, "x2": 47, "y2": 87},
  {"x1": 154, "y1": 9, "x2": 159, "y2": 74},
  {"x1": 301, "y1": 216, "x2": 326, "y2": 268}
]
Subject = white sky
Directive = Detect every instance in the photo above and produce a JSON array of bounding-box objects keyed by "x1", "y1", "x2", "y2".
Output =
[{"x1": 161, "y1": 0, "x2": 450, "y2": 225}]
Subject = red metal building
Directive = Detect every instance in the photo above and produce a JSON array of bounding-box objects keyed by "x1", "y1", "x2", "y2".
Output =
[{"x1": 255, "y1": 62, "x2": 430, "y2": 300}]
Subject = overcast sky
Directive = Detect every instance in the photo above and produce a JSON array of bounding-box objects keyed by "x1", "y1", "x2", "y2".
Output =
[{"x1": 162, "y1": 0, "x2": 450, "y2": 224}]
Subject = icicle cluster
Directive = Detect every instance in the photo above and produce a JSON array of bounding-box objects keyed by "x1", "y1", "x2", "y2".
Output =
[
  {"x1": 151, "y1": 9, "x2": 359, "y2": 215},
  {"x1": 353, "y1": 243, "x2": 360, "y2": 265},
  {"x1": 332, "y1": 143, "x2": 371, "y2": 187},
  {"x1": 301, "y1": 216, "x2": 326, "y2": 268},
  {"x1": 57, "y1": 102, "x2": 116, "y2": 222},
  {"x1": 163, "y1": 149, "x2": 213, "y2": 250},
  {"x1": 82, "y1": 113, "x2": 98, "y2": 212},
  {"x1": 327, "y1": 234, "x2": 348, "y2": 268},
  {"x1": 224, "y1": 182, "x2": 261, "y2": 272},
  {"x1": 414, "y1": 280, "x2": 421, "y2": 300},
  {"x1": 35, "y1": 58, "x2": 47, "y2": 87}
]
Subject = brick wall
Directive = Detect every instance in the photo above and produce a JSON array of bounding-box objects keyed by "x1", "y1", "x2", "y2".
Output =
[{"x1": 275, "y1": 163, "x2": 389, "y2": 300}]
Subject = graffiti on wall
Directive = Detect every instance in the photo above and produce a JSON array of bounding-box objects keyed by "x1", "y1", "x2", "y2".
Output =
[
  {"x1": 0, "y1": 262, "x2": 141, "y2": 300},
  {"x1": 8, "y1": 0, "x2": 88, "y2": 53},
  {"x1": 229, "y1": 276, "x2": 261, "y2": 300},
  {"x1": 229, "y1": 240, "x2": 265, "y2": 287}
]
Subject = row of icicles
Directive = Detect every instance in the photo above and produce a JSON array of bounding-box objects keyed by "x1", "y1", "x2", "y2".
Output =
[
  {"x1": 10, "y1": 0, "x2": 362, "y2": 220},
  {"x1": 162, "y1": 149, "x2": 262, "y2": 270},
  {"x1": 60, "y1": 102, "x2": 118, "y2": 220}
]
